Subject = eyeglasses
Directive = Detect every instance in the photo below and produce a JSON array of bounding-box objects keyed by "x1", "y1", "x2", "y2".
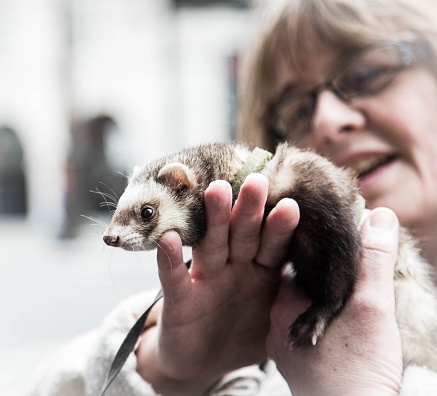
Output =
[{"x1": 265, "y1": 40, "x2": 431, "y2": 144}]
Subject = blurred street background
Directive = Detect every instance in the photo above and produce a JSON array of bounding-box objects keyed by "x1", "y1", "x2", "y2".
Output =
[
  {"x1": 0, "y1": 0, "x2": 252, "y2": 394},
  {"x1": 0, "y1": 218, "x2": 160, "y2": 395}
]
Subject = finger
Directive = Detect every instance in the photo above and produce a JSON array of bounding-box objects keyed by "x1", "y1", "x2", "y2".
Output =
[
  {"x1": 157, "y1": 231, "x2": 192, "y2": 303},
  {"x1": 191, "y1": 180, "x2": 232, "y2": 275},
  {"x1": 256, "y1": 198, "x2": 300, "y2": 267},
  {"x1": 353, "y1": 208, "x2": 399, "y2": 309},
  {"x1": 229, "y1": 173, "x2": 269, "y2": 262}
]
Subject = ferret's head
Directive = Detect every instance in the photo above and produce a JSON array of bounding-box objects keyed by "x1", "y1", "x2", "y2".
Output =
[{"x1": 103, "y1": 162, "x2": 205, "y2": 251}]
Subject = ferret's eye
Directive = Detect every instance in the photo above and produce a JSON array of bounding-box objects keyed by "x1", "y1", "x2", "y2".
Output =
[{"x1": 140, "y1": 206, "x2": 155, "y2": 220}]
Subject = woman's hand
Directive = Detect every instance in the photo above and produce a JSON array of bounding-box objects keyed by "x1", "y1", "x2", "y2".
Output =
[
  {"x1": 267, "y1": 208, "x2": 404, "y2": 396},
  {"x1": 136, "y1": 174, "x2": 299, "y2": 395}
]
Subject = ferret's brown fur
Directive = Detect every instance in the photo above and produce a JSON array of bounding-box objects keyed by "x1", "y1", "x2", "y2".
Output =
[{"x1": 103, "y1": 142, "x2": 437, "y2": 370}]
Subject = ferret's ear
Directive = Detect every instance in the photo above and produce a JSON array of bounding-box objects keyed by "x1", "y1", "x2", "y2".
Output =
[
  {"x1": 157, "y1": 163, "x2": 196, "y2": 191},
  {"x1": 132, "y1": 166, "x2": 142, "y2": 177}
]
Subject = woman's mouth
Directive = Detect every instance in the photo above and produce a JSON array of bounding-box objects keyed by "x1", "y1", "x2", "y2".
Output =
[
  {"x1": 350, "y1": 154, "x2": 398, "y2": 180},
  {"x1": 338, "y1": 153, "x2": 399, "y2": 194}
]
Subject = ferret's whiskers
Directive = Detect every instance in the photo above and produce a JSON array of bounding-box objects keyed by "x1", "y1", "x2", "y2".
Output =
[
  {"x1": 75, "y1": 232, "x2": 100, "y2": 242},
  {"x1": 155, "y1": 239, "x2": 176, "y2": 307},
  {"x1": 90, "y1": 188, "x2": 118, "y2": 204},
  {"x1": 106, "y1": 248, "x2": 123, "y2": 298},
  {"x1": 99, "y1": 182, "x2": 120, "y2": 202},
  {"x1": 99, "y1": 201, "x2": 118, "y2": 209},
  {"x1": 90, "y1": 187, "x2": 119, "y2": 217},
  {"x1": 99, "y1": 200, "x2": 117, "y2": 207},
  {"x1": 81, "y1": 214, "x2": 108, "y2": 229},
  {"x1": 133, "y1": 249, "x2": 141, "y2": 265},
  {"x1": 133, "y1": 246, "x2": 143, "y2": 264},
  {"x1": 155, "y1": 239, "x2": 173, "y2": 271}
]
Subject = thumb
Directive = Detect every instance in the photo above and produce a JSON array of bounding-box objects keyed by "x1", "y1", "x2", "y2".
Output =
[{"x1": 355, "y1": 208, "x2": 400, "y2": 303}]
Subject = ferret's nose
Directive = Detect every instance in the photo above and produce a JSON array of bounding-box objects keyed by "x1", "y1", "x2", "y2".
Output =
[{"x1": 103, "y1": 235, "x2": 120, "y2": 247}]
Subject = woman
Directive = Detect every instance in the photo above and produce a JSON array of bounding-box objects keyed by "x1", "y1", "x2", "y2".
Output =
[
  {"x1": 238, "y1": 0, "x2": 437, "y2": 264},
  {"x1": 31, "y1": 0, "x2": 437, "y2": 395},
  {"x1": 235, "y1": 0, "x2": 437, "y2": 393}
]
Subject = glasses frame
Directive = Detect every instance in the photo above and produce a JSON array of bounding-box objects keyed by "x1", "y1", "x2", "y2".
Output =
[{"x1": 265, "y1": 39, "x2": 431, "y2": 143}]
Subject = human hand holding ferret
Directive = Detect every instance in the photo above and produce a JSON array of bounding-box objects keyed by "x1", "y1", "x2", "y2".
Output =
[
  {"x1": 135, "y1": 174, "x2": 298, "y2": 395},
  {"x1": 267, "y1": 208, "x2": 404, "y2": 396},
  {"x1": 136, "y1": 180, "x2": 405, "y2": 396},
  {"x1": 103, "y1": 139, "x2": 437, "y2": 394}
]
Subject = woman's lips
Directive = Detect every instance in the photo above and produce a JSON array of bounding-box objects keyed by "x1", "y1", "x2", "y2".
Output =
[
  {"x1": 352, "y1": 154, "x2": 397, "y2": 180},
  {"x1": 337, "y1": 153, "x2": 398, "y2": 189}
]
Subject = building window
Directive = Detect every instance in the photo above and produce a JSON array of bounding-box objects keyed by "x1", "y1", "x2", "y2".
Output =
[{"x1": 63, "y1": 116, "x2": 126, "y2": 237}]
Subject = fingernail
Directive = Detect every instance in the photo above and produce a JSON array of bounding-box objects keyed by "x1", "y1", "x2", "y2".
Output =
[{"x1": 369, "y1": 209, "x2": 397, "y2": 230}]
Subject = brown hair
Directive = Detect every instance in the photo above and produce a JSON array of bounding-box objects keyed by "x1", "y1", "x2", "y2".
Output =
[{"x1": 237, "y1": 0, "x2": 437, "y2": 151}]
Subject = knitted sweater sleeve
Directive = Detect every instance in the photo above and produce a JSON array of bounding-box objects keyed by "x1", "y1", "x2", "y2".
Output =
[
  {"x1": 28, "y1": 289, "x2": 437, "y2": 396},
  {"x1": 29, "y1": 290, "x2": 161, "y2": 396},
  {"x1": 28, "y1": 291, "x2": 290, "y2": 396}
]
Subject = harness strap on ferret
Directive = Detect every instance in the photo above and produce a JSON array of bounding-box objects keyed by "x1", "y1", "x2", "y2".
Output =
[
  {"x1": 232, "y1": 147, "x2": 273, "y2": 202},
  {"x1": 354, "y1": 194, "x2": 366, "y2": 224}
]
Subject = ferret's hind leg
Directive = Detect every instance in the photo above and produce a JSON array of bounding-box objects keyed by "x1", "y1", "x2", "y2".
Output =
[{"x1": 287, "y1": 300, "x2": 343, "y2": 348}]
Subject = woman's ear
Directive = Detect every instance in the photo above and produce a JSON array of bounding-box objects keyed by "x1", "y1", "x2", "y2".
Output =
[{"x1": 157, "y1": 163, "x2": 197, "y2": 191}]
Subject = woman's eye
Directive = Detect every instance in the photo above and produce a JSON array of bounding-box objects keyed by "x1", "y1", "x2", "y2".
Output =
[
  {"x1": 280, "y1": 97, "x2": 315, "y2": 134},
  {"x1": 345, "y1": 69, "x2": 377, "y2": 90},
  {"x1": 339, "y1": 66, "x2": 396, "y2": 96},
  {"x1": 289, "y1": 102, "x2": 314, "y2": 127},
  {"x1": 141, "y1": 206, "x2": 155, "y2": 220}
]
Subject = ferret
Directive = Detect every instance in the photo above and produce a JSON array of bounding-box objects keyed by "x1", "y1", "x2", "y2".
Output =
[{"x1": 103, "y1": 141, "x2": 437, "y2": 370}]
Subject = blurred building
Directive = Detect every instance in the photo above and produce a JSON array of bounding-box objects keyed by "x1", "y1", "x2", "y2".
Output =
[{"x1": 0, "y1": 0, "x2": 251, "y2": 238}]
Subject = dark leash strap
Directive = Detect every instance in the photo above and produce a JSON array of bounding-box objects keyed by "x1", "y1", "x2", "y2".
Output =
[
  {"x1": 100, "y1": 289, "x2": 163, "y2": 395},
  {"x1": 100, "y1": 259, "x2": 192, "y2": 395}
]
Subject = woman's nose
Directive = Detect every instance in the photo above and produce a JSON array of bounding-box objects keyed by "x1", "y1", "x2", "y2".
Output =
[{"x1": 310, "y1": 90, "x2": 365, "y2": 151}]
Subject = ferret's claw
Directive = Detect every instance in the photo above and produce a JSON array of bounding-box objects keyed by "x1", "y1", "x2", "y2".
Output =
[
  {"x1": 285, "y1": 337, "x2": 295, "y2": 350},
  {"x1": 287, "y1": 307, "x2": 330, "y2": 348}
]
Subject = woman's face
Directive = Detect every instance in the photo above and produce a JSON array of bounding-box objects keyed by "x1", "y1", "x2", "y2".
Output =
[{"x1": 273, "y1": 44, "x2": 437, "y2": 235}]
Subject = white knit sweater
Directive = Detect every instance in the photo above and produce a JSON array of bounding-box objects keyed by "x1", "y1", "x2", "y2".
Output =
[{"x1": 28, "y1": 290, "x2": 437, "y2": 396}]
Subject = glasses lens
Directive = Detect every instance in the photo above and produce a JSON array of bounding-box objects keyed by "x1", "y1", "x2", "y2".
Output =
[
  {"x1": 332, "y1": 43, "x2": 405, "y2": 101},
  {"x1": 271, "y1": 95, "x2": 316, "y2": 142},
  {"x1": 268, "y1": 42, "x2": 419, "y2": 144}
]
